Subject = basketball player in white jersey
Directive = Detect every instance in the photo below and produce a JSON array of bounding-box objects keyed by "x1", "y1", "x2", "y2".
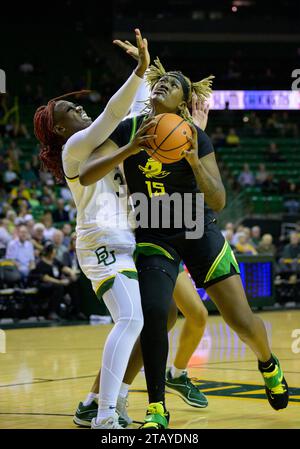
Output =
[{"x1": 33, "y1": 29, "x2": 156, "y2": 429}]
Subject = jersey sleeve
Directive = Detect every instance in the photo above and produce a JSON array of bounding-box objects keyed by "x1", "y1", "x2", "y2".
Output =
[
  {"x1": 62, "y1": 71, "x2": 143, "y2": 178},
  {"x1": 109, "y1": 117, "x2": 133, "y2": 148},
  {"x1": 196, "y1": 127, "x2": 215, "y2": 159}
]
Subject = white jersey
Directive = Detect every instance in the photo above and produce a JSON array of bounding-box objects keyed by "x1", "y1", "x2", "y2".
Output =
[
  {"x1": 61, "y1": 72, "x2": 143, "y2": 252},
  {"x1": 64, "y1": 169, "x2": 135, "y2": 251}
]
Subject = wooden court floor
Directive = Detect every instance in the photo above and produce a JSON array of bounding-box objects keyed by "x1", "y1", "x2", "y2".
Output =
[{"x1": 1, "y1": 310, "x2": 300, "y2": 429}]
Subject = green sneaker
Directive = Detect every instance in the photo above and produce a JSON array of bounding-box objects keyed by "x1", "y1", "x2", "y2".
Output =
[
  {"x1": 166, "y1": 368, "x2": 208, "y2": 408},
  {"x1": 259, "y1": 354, "x2": 289, "y2": 410},
  {"x1": 73, "y1": 400, "x2": 130, "y2": 428},
  {"x1": 73, "y1": 401, "x2": 98, "y2": 428},
  {"x1": 140, "y1": 402, "x2": 170, "y2": 429}
]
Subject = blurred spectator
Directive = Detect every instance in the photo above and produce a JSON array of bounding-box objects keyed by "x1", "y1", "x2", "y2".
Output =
[
  {"x1": 19, "y1": 61, "x2": 34, "y2": 74},
  {"x1": 5, "y1": 225, "x2": 35, "y2": 280},
  {"x1": 262, "y1": 173, "x2": 279, "y2": 193},
  {"x1": 257, "y1": 234, "x2": 276, "y2": 256},
  {"x1": 235, "y1": 233, "x2": 257, "y2": 255},
  {"x1": 52, "y1": 199, "x2": 69, "y2": 223},
  {"x1": 42, "y1": 212, "x2": 56, "y2": 240},
  {"x1": 238, "y1": 163, "x2": 255, "y2": 187},
  {"x1": 0, "y1": 218, "x2": 12, "y2": 256},
  {"x1": 23, "y1": 161, "x2": 38, "y2": 183},
  {"x1": 31, "y1": 223, "x2": 46, "y2": 257},
  {"x1": 251, "y1": 225, "x2": 261, "y2": 247},
  {"x1": 15, "y1": 200, "x2": 33, "y2": 225},
  {"x1": 211, "y1": 127, "x2": 226, "y2": 147},
  {"x1": 224, "y1": 229, "x2": 235, "y2": 249},
  {"x1": 281, "y1": 232, "x2": 300, "y2": 259},
  {"x1": 266, "y1": 142, "x2": 286, "y2": 163},
  {"x1": 226, "y1": 128, "x2": 240, "y2": 147},
  {"x1": 6, "y1": 210, "x2": 17, "y2": 234},
  {"x1": 60, "y1": 186, "x2": 73, "y2": 202},
  {"x1": 62, "y1": 232, "x2": 80, "y2": 271},
  {"x1": 52, "y1": 229, "x2": 68, "y2": 263},
  {"x1": 62, "y1": 223, "x2": 72, "y2": 247},
  {"x1": 232, "y1": 224, "x2": 245, "y2": 246},
  {"x1": 255, "y1": 163, "x2": 269, "y2": 185},
  {"x1": 32, "y1": 242, "x2": 85, "y2": 320},
  {"x1": 3, "y1": 160, "x2": 19, "y2": 186}
]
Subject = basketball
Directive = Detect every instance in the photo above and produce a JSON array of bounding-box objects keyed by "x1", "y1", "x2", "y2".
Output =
[{"x1": 145, "y1": 113, "x2": 192, "y2": 164}]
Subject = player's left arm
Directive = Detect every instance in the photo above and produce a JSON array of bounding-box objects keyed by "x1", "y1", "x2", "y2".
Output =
[{"x1": 185, "y1": 126, "x2": 226, "y2": 212}]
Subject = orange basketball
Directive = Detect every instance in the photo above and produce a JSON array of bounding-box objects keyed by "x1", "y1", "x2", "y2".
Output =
[{"x1": 145, "y1": 113, "x2": 192, "y2": 164}]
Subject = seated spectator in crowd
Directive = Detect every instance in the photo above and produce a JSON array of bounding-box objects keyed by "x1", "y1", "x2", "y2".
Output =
[
  {"x1": 5, "y1": 210, "x2": 17, "y2": 235},
  {"x1": 62, "y1": 232, "x2": 79, "y2": 272},
  {"x1": 251, "y1": 225, "x2": 261, "y2": 247},
  {"x1": 224, "y1": 229, "x2": 235, "y2": 249},
  {"x1": 262, "y1": 173, "x2": 279, "y2": 193},
  {"x1": 15, "y1": 200, "x2": 33, "y2": 225},
  {"x1": 32, "y1": 242, "x2": 85, "y2": 321},
  {"x1": 5, "y1": 224, "x2": 35, "y2": 281},
  {"x1": 23, "y1": 161, "x2": 38, "y2": 183},
  {"x1": 62, "y1": 223, "x2": 72, "y2": 248},
  {"x1": 226, "y1": 128, "x2": 240, "y2": 147},
  {"x1": 231, "y1": 224, "x2": 245, "y2": 246},
  {"x1": 0, "y1": 218, "x2": 12, "y2": 257},
  {"x1": 31, "y1": 223, "x2": 46, "y2": 257},
  {"x1": 266, "y1": 142, "x2": 286, "y2": 163},
  {"x1": 235, "y1": 232, "x2": 257, "y2": 255},
  {"x1": 255, "y1": 163, "x2": 269, "y2": 185},
  {"x1": 238, "y1": 164, "x2": 255, "y2": 187},
  {"x1": 60, "y1": 186, "x2": 73, "y2": 202},
  {"x1": 211, "y1": 127, "x2": 226, "y2": 147},
  {"x1": 3, "y1": 160, "x2": 19, "y2": 187},
  {"x1": 257, "y1": 234, "x2": 276, "y2": 256},
  {"x1": 42, "y1": 211, "x2": 56, "y2": 241},
  {"x1": 281, "y1": 232, "x2": 300, "y2": 259},
  {"x1": 52, "y1": 229, "x2": 68, "y2": 264},
  {"x1": 52, "y1": 198, "x2": 69, "y2": 223}
]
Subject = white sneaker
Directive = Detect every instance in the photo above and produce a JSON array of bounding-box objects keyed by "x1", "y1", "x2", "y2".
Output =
[
  {"x1": 117, "y1": 395, "x2": 133, "y2": 426},
  {"x1": 91, "y1": 413, "x2": 123, "y2": 429}
]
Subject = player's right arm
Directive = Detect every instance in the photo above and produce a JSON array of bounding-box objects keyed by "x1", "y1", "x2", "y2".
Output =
[
  {"x1": 62, "y1": 29, "x2": 150, "y2": 178},
  {"x1": 79, "y1": 118, "x2": 157, "y2": 186}
]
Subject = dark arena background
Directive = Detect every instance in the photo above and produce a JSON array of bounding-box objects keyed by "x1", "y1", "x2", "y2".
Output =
[{"x1": 0, "y1": 0, "x2": 299, "y2": 439}]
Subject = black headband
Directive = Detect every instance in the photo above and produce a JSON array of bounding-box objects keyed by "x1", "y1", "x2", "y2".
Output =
[{"x1": 167, "y1": 71, "x2": 191, "y2": 101}]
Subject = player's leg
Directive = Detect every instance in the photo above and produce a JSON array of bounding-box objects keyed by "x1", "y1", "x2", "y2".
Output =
[
  {"x1": 183, "y1": 222, "x2": 288, "y2": 411},
  {"x1": 166, "y1": 268, "x2": 208, "y2": 408},
  {"x1": 91, "y1": 272, "x2": 143, "y2": 428},
  {"x1": 74, "y1": 300, "x2": 178, "y2": 428},
  {"x1": 206, "y1": 275, "x2": 288, "y2": 410},
  {"x1": 137, "y1": 252, "x2": 179, "y2": 429}
]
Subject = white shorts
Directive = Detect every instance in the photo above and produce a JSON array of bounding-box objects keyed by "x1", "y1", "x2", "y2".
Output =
[{"x1": 76, "y1": 244, "x2": 137, "y2": 299}]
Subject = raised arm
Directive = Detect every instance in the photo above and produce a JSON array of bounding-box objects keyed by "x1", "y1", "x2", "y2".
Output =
[{"x1": 63, "y1": 29, "x2": 150, "y2": 168}]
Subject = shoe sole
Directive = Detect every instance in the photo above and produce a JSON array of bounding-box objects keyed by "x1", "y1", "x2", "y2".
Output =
[
  {"x1": 73, "y1": 416, "x2": 91, "y2": 427},
  {"x1": 73, "y1": 414, "x2": 130, "y2": 428},
  {"x1": 166, "y1": 387, "x2": 208, "y2": 408}
]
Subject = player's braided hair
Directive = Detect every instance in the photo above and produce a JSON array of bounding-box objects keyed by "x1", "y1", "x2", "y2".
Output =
[
  {"x1": 145, "y1": 57, "x2": 214, "y2": 123},
  {"x1": 33, "y1": 90, "x2": 91, "y2": 182}
]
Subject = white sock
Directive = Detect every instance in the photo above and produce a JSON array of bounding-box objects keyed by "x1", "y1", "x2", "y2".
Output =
[
  {"x1": 170, "y1": 366, "x2": 186, "y2": 379},
  {"x1": 97, "y1": 406, "x2": 116, "y2": 422},
  {"x1": 119, "y1": 382, "x2": 130, "y2": 399},
  {"x1": 83, "y1": 392, "x2": 98, "y2": 406}
]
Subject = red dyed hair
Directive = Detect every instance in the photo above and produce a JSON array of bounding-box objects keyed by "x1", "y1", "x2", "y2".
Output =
[{"x1": 33, "y1": 90, "x2": 91, "y2": 182}]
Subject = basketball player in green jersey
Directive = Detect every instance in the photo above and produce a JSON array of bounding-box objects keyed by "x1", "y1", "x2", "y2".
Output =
[{"x1": 80, "y1": 54, "x2": 288, "y2": 429}]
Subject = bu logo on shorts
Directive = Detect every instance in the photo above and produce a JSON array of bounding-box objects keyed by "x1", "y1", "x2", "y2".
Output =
[{"x1": 95, "y1": 246, "x2": 116, "y2": 266}]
